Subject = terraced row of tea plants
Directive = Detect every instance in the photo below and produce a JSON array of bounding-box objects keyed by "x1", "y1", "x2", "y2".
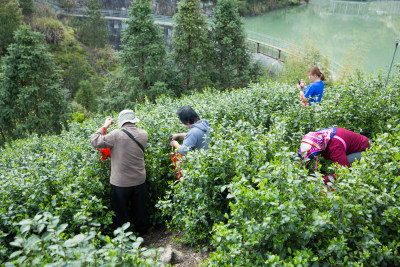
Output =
[{"x1": 1, "y1": 72, "x2": 400, "y2": 265}]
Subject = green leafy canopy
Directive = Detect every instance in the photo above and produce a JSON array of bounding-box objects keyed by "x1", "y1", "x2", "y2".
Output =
[{"x1": 0, "y1": 25, "x2": 70, "y2": 143}]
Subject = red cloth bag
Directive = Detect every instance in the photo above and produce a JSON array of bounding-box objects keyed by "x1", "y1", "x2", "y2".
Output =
[
  {"x1": 97, "y1": 127, "x2": 111, "y2": 162},
  {"x1": 170, "y1": 151, "x2": 183, "y2": 181}
]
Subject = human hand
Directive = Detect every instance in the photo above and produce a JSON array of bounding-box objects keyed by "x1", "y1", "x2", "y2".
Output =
[
  {"x1": 171, "y1": 133, "x2": 184, "y2": 141},
  {"x1": 300, "y1": 79, "x2": 306, "y2": 89},
  {"x1": 103, "y1": 118, "x2": 114, "y2": 129},
  {"x1": 171, "y1": 133, "x2": 186, "y2": 140},
  {"x1": 170, "y1": 140, "x2": 179, "y2": 149}
]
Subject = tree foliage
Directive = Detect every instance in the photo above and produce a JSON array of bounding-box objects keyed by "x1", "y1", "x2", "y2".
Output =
[
  {"x1": 0, "y1": 25, "x2": 70, "y2": 143},
  {"x1": 74, "y1": 80, "x2": 97, "y2": 112},
  {"x1": 211, "y1": 0, "x2": 253, "y2": 89},
  {"x1": 64, "y1": 58, "x2": 93, "y2": 97},
  {"x1": 172, "y1": 0, "x2": 214, "y2": 92},
  {"x1": 18, "y1": 0, "x2": 34, "y2": 17},
  {"x1": 118, "y1": 0, "x2": 168, "y2": 99},
  {"x1": 98, "y1": 70, "x2": 137, "y2": 112},
  {"x1": 77, "y1": 0, "x2": 108, "y2": 49},
  {"x1": 99, "y1": 0, "x2": 172, "y2": 112},
  {"x1": 0, "y1": 0, "x2": 23, "y2": 54}
]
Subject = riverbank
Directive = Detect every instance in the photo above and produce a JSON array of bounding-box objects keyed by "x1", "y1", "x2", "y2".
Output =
[{"x1": 243, "y1": 0, "x2": 400, "y2": 73}]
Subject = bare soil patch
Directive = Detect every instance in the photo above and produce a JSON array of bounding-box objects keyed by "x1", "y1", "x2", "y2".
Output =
[{"x1": 142, "y1": 224, "x2": 210, "y2": 266}]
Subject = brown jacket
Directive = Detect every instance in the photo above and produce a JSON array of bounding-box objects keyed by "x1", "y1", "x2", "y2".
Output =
[{"x1": 90, "y1": 123, "x2": 148, "y2": 187}]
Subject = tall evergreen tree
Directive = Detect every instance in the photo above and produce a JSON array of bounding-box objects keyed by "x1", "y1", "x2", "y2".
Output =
[
  {"x1": 98, "y1": 70, "x2": 137, "y2": 112},
  {"x1": 172, "y1": 0, "x2": 213, "y2": 92},
  {"x1": 119, "y1": 0, "x2": 167, "y2": 97},
  {"x1": 99, "y1": 0, "x2": 170, "y2": 111},
  {"x1": 18, "y1": 0, "x2": 34, "y2": 17},
  {"x1": 0, "y1": 25, "x2": 69, "y2": 142},
  {"x1": 64, "y1": 58, "x2": 92, "y2": 97},
  {"x1": 0, "y1": 0, "x2": 23, "y2": 54},
  {"x1": 211, "y1": 0, "x2": 252, "y2": 89},
  {"x1": 78, "y1": 0, "x2": 108, "y2": 48},
  {"x1": 75, "y1": 80, "x2": 97, "y2": 112}
]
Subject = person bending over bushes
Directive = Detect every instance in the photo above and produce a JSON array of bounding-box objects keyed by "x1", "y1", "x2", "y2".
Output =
[
  {"x1": 169, "y1": 105, "x2": 210, "y2": 155},
  {"x1": 298, "y1": 127, "x2": 370, "y2": 184},
  {"x1": 90, "y1": 110, "x2": 150, "y2": 236},
  {"x1": 297, "y1": 66, "x2": 325, "y2": 106}
]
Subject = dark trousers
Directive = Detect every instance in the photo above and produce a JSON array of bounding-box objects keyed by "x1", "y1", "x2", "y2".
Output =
[{"x1": 110, "y1": 183, "x2": 149, "y2": 235}]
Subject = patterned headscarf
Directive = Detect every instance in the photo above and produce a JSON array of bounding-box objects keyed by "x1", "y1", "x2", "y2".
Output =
[{"x1": 298, "y1": 128, "x2": 336, "y2": 163}]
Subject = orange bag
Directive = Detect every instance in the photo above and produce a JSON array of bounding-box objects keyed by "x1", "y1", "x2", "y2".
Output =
[{"x1": 170, "y1": 151, "x2": 183, "y2": 181}]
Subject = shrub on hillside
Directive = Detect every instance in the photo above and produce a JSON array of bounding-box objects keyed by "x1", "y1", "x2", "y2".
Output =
[
  {"x1": 0, "y1": 72, "x2": 399, "y2": 265},
  {"x1": 209, "y1": 126, "x2": 400, "y2": 265},
  {"x1": 0, "y1": 25, "x2": 70, "y2": 144},
  {"x1": 32, "y1": 17, "x2": 65, "y2": 44}
]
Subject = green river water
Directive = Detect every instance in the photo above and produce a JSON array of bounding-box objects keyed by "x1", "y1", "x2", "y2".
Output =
[{"x1": 243, "y1": 0, "x2": 400, "y2": 74}]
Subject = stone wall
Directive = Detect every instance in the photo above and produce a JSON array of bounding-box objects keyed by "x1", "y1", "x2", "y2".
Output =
[
  {"x1": 152, "y1": 0, "x2": 215, "y2": 16},
  {"x1": 107, "y1": 18, "x2": 174, "y2": 50},
  {"x1": 63, "y1": 0, "x2": 215, "y2": 49},
  {"x1": 75, "y1": 0, "x2": 215, "y2": 16},
  {"x1": 152, "y1": 0, "x2": 178, "y2": 16}
]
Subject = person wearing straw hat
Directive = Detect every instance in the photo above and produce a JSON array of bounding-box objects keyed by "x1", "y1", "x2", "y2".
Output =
[
  {"x1": 90, "y1": 110, "x2": 149, "y2": 235},
  {"x1": 298, "y1": 127, "x2": 370, "y2": 184}
]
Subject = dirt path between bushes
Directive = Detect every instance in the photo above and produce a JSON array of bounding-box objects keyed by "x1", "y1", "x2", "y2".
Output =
[{"x1": 142, "y1": 224, "x2": 210, "y2": 266}]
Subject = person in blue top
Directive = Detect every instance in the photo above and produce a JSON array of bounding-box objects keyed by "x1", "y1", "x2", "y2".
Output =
[
  {"x1": 170, "y1": 106, "x2": 210, "y2": 155},
  {"x1": 297, "y1": 66, "x2": 325, "y2": 106}
]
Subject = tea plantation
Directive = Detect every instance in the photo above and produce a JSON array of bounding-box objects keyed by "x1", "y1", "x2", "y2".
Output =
[{"x1": 1, "y1": 73, "x2": 400, "y2": 265}]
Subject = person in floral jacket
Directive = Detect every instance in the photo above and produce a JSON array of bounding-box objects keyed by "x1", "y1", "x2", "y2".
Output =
[{"x1": 298, "y1": 127, "x2": 370, "y2": 184}]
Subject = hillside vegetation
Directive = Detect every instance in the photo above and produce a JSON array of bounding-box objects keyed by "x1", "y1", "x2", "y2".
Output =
[{"x1": 1, "y1": 70, "x2": 400, "y2": 265}]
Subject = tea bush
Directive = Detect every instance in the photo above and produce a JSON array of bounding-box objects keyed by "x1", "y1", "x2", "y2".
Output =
[
  {"x1": 7, "y1": 216, "x2": 162, "y2": 266},
  {"x1": 158, "y1": 75, "x2": 400, "y2": 248},
  {"x1": 1, "y1": 71, "x2": 400, "y2": 265},
  {"x1": 0, "y1": 119, "x2": 163, "y2": 264},
  {"x1": 208, "y1": 126, "x2": 400, "y2": 266}
]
